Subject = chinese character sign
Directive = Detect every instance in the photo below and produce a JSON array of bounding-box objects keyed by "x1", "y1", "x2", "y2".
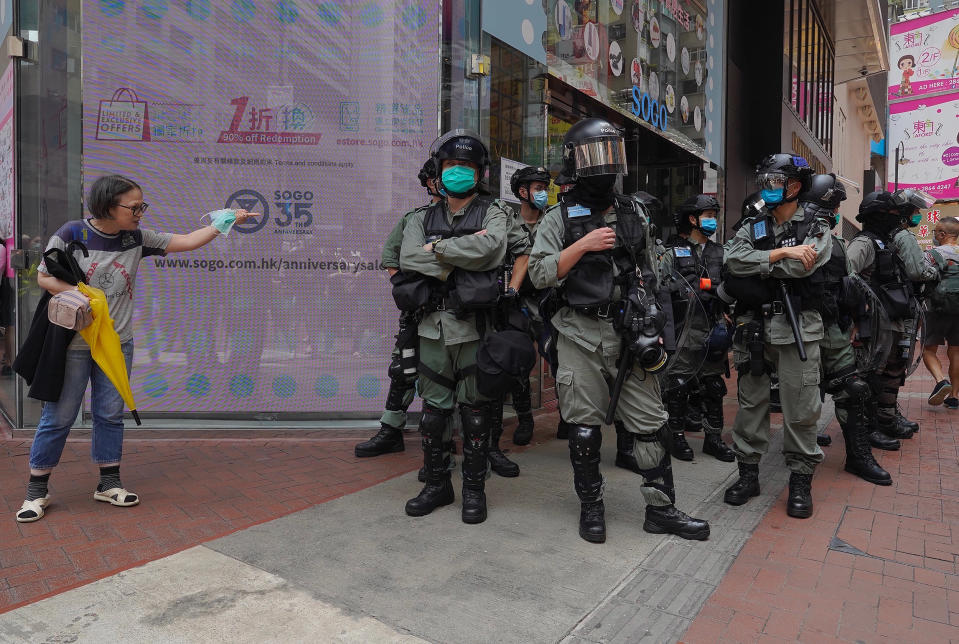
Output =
[
  {"x1": 887, "y1": 93, "x2": 959, "y2": 201},
  {"x1": 81, "y1": 2, "x2": 440, "y2": 415},
  {"x1": 888, "y1": 9, "x2": 959, "y2": 100}
]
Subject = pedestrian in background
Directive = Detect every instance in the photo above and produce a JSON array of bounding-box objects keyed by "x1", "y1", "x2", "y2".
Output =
[
  {"x1": 16, "y1": 175, "x2": 255, "y2": 522},
  {"x1": 923, "y1": 216, "x2": 959, "y2": 410}
]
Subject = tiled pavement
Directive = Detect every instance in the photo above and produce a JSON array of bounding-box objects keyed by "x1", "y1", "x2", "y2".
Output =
[
  {"x1": 681, "y1": 357, "x2": 959, "y2": 643},
  {"x1": 0, "y1": 428, "x2": 424, "y2": 612}
]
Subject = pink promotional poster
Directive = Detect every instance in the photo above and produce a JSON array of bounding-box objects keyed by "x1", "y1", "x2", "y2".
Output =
[
  {"x1": 887, "y1": 9, "x2": 959, "y2": 100},
  {"x1": 81, "y1": 2, "x2": 440, "y2": 415},
  {"x1": 887, "y1": 93, "x2": 959, "y2": 201}
]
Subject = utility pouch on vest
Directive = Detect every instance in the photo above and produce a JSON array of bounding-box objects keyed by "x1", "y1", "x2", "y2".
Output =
[
  {"x1": 390, "y1": 271, "x2": 432, "y2": 311},
  {"x1": 448, "y1": 268, "x2": 499, "y2": 311},
  {"x1": 876, "y1": 283, "x2": 912, "y2": 320},
  {"x1": 564, "y1": 253, "x2": 614, "y2": 308},
  {"x1": 475, "y1": 329, "x2": 537, "y2": 398}
]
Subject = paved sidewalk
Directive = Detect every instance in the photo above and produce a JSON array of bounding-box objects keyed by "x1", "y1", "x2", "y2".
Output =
[
  {"x1": 681, "y1": 363, "x2": 959, "y2": 643},
  {"x1": 0, "y1": 430, "x2": 422, "y2": 611}
]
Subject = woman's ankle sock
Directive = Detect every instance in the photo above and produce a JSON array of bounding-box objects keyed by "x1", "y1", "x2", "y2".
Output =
[
  {"x1": 97, "y1": 465, "x2": 122, "y2": 492},
  {"x1": 27, "y1": 473, "x2": 50, "y2": 501}
]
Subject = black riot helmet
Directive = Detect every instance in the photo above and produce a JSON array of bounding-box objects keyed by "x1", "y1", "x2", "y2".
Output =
[
  {"x1": 892, "y1": 188, "x2": 935, "y2": 218},
  {"x1": 417, "y1": 158, "x2": 437, "y2": 188},
  {"x1": 856, "y1": 191, "x2": 907, "y2": 235},
  {"x1": 755, "y1": 153, "x2": 814, "y2": 204},
  {"x1": 510, "y1": 165, "x2": 551, "y2": 201},
  {"x1": 674, "y1": 194, "x2": 720, "y2": 233},
  {"x1": 556, "y1": 117, "x2": 627, "y2": 185},
  {"x1": 430, "y1": 129, "x2": 490, "y2": 198},
  {"x1": 801, "y1": 173, "x2": 846, "y2": 211}
]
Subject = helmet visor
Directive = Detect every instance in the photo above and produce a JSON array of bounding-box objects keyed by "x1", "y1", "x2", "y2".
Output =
[
  {"x1": 756, "y1": 172, "x2": 787, "y2": 191},
  {"x1": 896, "y1": 188, "x2": 936, "y2": 211},
  {"x1": 572, "y1": 135, "x2": 628, "y2": 177}
]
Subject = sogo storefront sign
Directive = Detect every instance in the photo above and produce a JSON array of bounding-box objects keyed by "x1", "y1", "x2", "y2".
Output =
[{"x1": 629, "y1": 85, "x2": 668, "y2": 131}]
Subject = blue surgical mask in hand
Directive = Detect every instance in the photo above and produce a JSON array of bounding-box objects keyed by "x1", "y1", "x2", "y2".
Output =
[
  {"x1": 204, "y1": 209, "x2": 238, "y2": 235},
  {"x1": 699, "y1": 217, "x2": 718, "y2": 235},
  {"x1": 532, "y1": 190, "x2": 549, "y2": 210}
]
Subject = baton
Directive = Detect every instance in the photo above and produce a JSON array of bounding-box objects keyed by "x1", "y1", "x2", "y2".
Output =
[{"x1": 779, "y1": 281, "x2": 807, "y2": 362}]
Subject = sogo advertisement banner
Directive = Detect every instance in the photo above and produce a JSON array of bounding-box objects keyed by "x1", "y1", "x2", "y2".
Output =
[
  {"x1": 888, "y1": 9, "x2": 959, "y2": 101},
  {"x1": 887, "y1": 93, "x2": 959, "y2": 201},
  {"x1": 82, "y1": 2, "x2": 439, "y2": 415}
]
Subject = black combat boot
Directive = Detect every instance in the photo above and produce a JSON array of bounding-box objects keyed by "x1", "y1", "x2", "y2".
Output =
[
  {"x1": 579, "y1": 501, "x2": 606, "y2": 543},
  {"x1": 569, "y1": 425, "x2": 605, "y2": 543},
  {"x1": 664, "y1": 380, "x2": 694, "y2": 461},
  {"x1": 614, "y1": 421, "x2": 642, "y2": 474},
  {"x1": 685, "y1": 404, "x2": 703, "y2": 433},
  {"x1": 862, "y1": 404, "x2": 900, "y2": 450},
  {"x1": 643, "y1": 504, "x2": 710, "y2": 540},
  {"x1": 405, "y1": 409, "x2": 454, "y2": 517},
  {"x1": 354, "y1": 424, "x2": 404, "y2": 457},
  {"x1": 896, "y1": 406, "x2": 919, "y2": 434},
  {"x1": 840, "y1": 418, "x2": 892, "y2": 486},
  {"x1": 877, "y1": 406, "x2": 914, "y2": 440},
  {"x1": 701, "y1": 394, "x2": 734, "y2": 462},
  {"x1": 487, "y1": 399, "x2": 520, "y2": 477},
  {"x1": 511, "y1": 382, "x2": 534, "y2": 446},
  {"x1": 556, "y1": 417, "x2": 571, "y2": 440},
  {"x1": 724, "y1": 461, "x2": 760, "y2": 506},
  {"x1": 702, "y1": 432, "x2": 735, "y2": 462},
  {"x1": 786, "y1": 471, "x2": 813, "y2": 518},
  {"x1": 461, "y1": 404, "x2": 491, "y2": 524}
]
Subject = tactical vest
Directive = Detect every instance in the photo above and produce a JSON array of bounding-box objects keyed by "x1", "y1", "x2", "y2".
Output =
[
  {"x1": 735, "y1": 210, "x2": 825, "y2": 311},
  {"x1": 820, "y1": 236, "x2": 847, "y2": 291},
  {"x1": 855, "y1": 229, "x2": 913, "y2": 320},
  {"x1": 560, "y1": 194, "x2": 646, "y2": 309},
  {"x1": 668, "y1": 238, "x2": 723, "y2": 323},
  {"x1": 423, "y1": 197, "x2": 500, "y2": 311}
]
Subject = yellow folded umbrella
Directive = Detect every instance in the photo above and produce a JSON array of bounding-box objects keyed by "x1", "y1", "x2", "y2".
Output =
[{"x1": 76, "y1": 283, "x2": 141, "y2": 425}]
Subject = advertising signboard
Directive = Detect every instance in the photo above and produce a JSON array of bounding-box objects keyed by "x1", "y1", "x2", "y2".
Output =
[
  {"x1": 81, "y1": 2, "x2": 440, "y2": 416},
  {"x1": 888, "y1": 9, "x2": 959, "y2": 101},
  {"x1": 887, "y1": 92, "x2": 959, "y2": 201}
]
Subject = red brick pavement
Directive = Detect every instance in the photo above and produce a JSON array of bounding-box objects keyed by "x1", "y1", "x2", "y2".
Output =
[
  {"x1": 683, "y1": 355, "x2": 959, "y2": 643},
  {"x1": 0, "y1": 426, "x2": 434, "y2": 613}
]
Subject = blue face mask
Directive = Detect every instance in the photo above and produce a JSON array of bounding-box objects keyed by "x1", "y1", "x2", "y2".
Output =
[
  {"x1": 909, "y1": 213, "x2": 922, "y2": 227},
  {"x1": 699, "y1": 217, "x2": 718, "y2": 235},
  {"x1": 441, "y1": 165, "x2": 477, "y2": 195},
  {"x1": 761, "y1": 188, "x2": 784, "y2": 205},
  {"x1": 832, "y1": 213, "x2": 840, "y2": 228},
  {"x1": 532, "y1": 190, "x2": 548, "y2": 210},
  {"x1": 205, "y1": 209, "x2": 238, "y2": 235}
]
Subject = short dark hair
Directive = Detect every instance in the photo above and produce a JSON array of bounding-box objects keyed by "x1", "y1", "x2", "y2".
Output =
[
  {"x1": 898, "y1": 54, "x2": 915, "y2": 68},
  {"x1": 940, "y1": 216, "x2": 959, "y2": 237},
  {"x1": 87, "y1": 175, "x2": 142, "y2": 219}
]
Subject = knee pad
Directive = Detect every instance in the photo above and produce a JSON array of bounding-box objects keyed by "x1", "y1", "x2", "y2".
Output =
[
  {"x1": 823, "y1": 364, "x2": 857, "y2": 397},
  {"x1": 700, "y1": 374, "x2": 727, "y2": 401},
  {"x1": 569, "y1": 424, "x2": 602, "y2": 457},
  {"x1": 420, "y1": 405, "x2": 452, "y2": 438},
  {"x1": 844, "y1": 376, "x2": 871, "y2": 404},
  {"x1": 459, "y1": 403, "x2": 491, "y2": 438}
]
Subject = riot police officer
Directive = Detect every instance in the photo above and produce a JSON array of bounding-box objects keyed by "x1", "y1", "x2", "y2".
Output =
[
  {"x1": 482, "y1": 164, "x2": 552, "y2": 478},
  {"x1": 722, "y1": 153, "x2": 832, "y2": 519},
  {"x1": 661, "y1": 195, "x2": 736, "y2": 463},
  {"x1": 846, "y1": 189, "x2": 938, "y2": 441},
  {"x1": 355, "y1": 160, "x2": 443, "y2": 459},
  {"x1": 398, "y1": 130, "x2": 529, "y2": 524},
  {"x1": 529, "y1": 117, "x2": 709, "y2": 543},
  {"x1": 800, "y1": 174, "x2": 893, "y2": 485}
]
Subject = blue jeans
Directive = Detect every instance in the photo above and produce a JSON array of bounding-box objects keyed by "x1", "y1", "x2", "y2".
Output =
[{"x1": 29, "y1": 342, "x2": 134, "y2": 470}]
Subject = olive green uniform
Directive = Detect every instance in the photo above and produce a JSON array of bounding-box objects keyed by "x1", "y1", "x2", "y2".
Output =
[
  {"x1": 724, "y1": 207, "x2": 832, "y2": 475},
  {"x1": 399, "y1": 198, "x2": 529, "y2": 409},
  {"x1": 529, "y1": 203, "x2": 671, "y2": 506}
]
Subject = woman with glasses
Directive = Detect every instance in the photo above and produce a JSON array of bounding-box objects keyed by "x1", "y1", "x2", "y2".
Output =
[{"x1": 16, "y1": 175, "x2": 254, "y2": 522}]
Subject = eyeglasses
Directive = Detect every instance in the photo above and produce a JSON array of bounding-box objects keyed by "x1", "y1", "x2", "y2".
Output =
[
  {"x1": 115, "y1": 202, "x2": 149, "y2": 215},
  {"x1": 756, "y1": 172, "x2": 787, "y2": 191}
]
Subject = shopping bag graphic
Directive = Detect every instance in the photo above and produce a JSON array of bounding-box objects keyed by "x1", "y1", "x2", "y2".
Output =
[{"x1": 96, "y1": 88, "x2": 151, "y2": 141}]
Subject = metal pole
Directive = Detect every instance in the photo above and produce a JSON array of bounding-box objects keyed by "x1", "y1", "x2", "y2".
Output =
[{"x1": 894, "y1": 141, "x2": 903, "y2": 191}]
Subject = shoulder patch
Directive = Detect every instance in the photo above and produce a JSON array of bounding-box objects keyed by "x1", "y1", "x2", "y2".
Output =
[
  {"x1": 752, "y1": 220, "x2": 767, "y2": 239},
  {"x1": 675, "y1": 247, "x2": 692, "y2": 257},
  {"x1": 875, "y1": 239, "x2": 886, "y2": 249},
  {"x1": 566, "y1": 204, "x2": 591, "y2": 218}
]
